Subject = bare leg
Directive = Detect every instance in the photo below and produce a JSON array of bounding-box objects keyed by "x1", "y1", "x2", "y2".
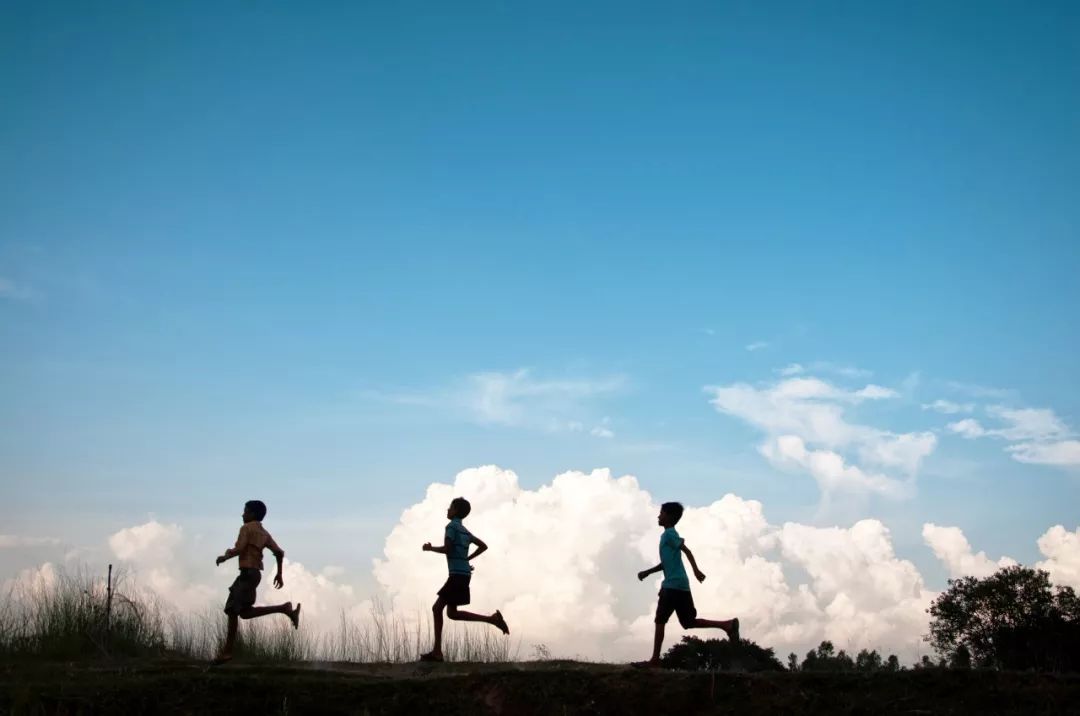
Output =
[
  {"x1": 649, "y1": 622, "x2": 665, "y2": 663},
  {"x1": 446, "y1": 606, "x2": 510, "y2": 634},
  {"x1": 214, "y1": 614, "x2": 240, "y2": 664},
  {"x1": 238, "y1": 601, "x2": 293, "y2": 620},
  {"x1": 420, "y1": 598, "x2": 447, "y2": 661},
  {"x1": 688, "y1": 617, "x2": 738, "y2": 641}
]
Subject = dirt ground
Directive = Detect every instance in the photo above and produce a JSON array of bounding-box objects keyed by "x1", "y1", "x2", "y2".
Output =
[{"x1": 3, "y1": 659, "x2": 1080, "y2": 715}]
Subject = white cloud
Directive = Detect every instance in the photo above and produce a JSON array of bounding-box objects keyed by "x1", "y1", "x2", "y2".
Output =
[
  {"x1": 922, "y1": 400, "x2": 974, "y2": 415},
  {"x1": 987, "y1": 406, "x2": 1069, "y2": 442},
  {"x1": 777, "y1": 362, "x2": 871, "y2": 379},
  {"x1": 1037, "y1": 526, "x2": 1080, "y2": 591},
  {"x1": 761, "y1": 436, "x2": 908, "y2": 498},
  {"x1": 0, "y1": 277, "x2": 37, "y2": 302},
  {"x1": 590, "y1": 417, "x2": 615, "y2": 439},
  {"x1": 8, "y1": 468, "x2": 1077, "y2": 663},
  {"x1": 373, "y1": 466, "x2": 934, "y2": 660},
  {"x1": 922, "y1": 524, "x2": 1016, "y2": 579},
  {"x1": 375, "y1": 369, "x2": 625, "y2": 435},
  {"x1": 947, "y1": 419, "x2": 987, "y2": 439},
  {"x1": 947, "y1": 406, "x2": 1080, "y2": 468},
  {"x1": 0, "y1": 535, "x2": 60, "y2": 549},
  {"x1": 1007, "y1": 440, "x2": 1080, "y2": 466},
  {"x1": 707, "y1": 376, "x2": 935, "y2": 497},
  {"x1": 745, "y1": 341, "x2": 770, "y2": 352}
]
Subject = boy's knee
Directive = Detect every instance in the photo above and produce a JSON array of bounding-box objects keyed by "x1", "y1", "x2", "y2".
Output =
[
  {"x1": 678, "y1": 615, "x2": 696, "y2": 629},
  {"x1": 446, "y1": 605, "x2": 460, "y2": 619}
]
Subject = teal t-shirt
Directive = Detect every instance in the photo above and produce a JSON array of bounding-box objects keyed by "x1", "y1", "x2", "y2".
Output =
[
  {"x1": 445, "y1": 518, "x2": 473, "y2": 575},
  {"x1": 659, "y1": 527, "x2": 690, "y2": 590}
]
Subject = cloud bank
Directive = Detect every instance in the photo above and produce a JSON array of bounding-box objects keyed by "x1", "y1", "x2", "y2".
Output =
[{"x1": 5, "y1": 467, "x2": 1078, "y2": 663}]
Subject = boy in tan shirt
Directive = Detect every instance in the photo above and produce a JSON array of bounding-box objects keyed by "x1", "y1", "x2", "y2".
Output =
[{"x1": 212, "y1": 499, "x2": 300, "y2": 664}]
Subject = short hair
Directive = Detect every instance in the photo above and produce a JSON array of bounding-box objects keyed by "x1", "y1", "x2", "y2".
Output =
[
  {"x1": 451, "y1": 497, "x2": 472, "y2": 518},
  {"x1": 245, "y1": 500, "x2": 267, "y2": 521},
  {"x1": 660, "y1": 501, "x2": 684, "y2": 524}
]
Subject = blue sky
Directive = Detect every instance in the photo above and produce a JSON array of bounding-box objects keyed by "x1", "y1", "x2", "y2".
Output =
[{"x1": 1, "y1": 1, "x2": 1078, "y2": 585}]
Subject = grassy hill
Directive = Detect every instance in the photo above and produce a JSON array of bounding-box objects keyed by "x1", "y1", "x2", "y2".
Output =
[{"x1": 3, "y1": 659, "x2": 1080, "y2": 715}]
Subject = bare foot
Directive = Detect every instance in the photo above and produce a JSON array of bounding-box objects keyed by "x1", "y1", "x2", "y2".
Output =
[
  {"x1": 728, "y1": 617, "x2": 740, "y2": 643},
  {"x1": 492, "y1": 610, "x2": 510, "y2": 635},
  {"x1": 631, "y1": 659, "x2": 662, "y2": 669},
  {"x1": 290, "y1": 603, "x2": 302, "y2": 630},
  {"x1": 419, "y1": 651, "x2": 444, "y2": 662}
]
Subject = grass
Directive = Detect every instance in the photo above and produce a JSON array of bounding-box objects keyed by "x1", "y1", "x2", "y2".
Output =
[{"x1": 0, "y1": 567, "x2": 515, "y2": 664}]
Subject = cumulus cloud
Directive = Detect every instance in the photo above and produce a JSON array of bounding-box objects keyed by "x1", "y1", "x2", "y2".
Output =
[
  {"x1": 947, "y1": 406, "x2": 1080, "y2": 468},
  {"x1": 922, "y1": 524, "x2": 1016, "y2": 579},
  {"x1": 1036, "y1": 526, "x2": 1080, "y2": 590},
  {"x1": 373, "y1": 466, "x2": 934, "y2": 660},
  {"x1": 745, "y1": 341, "x2": 770, "y2": 352},
  {"x1": 707, "y1": 376, "x2": 935, "y2": 497},
  {"x1": 9, "y1": 467, "x2": 1074, "y2": 663}
]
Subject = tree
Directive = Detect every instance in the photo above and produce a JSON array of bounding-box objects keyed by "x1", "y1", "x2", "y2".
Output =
[
  {"x1": 927, "y1": 565, "x2": 1080, "y2": 671},
  {"x1": 800, "y1": 641, "x2": 855, "y2": 672},
  {"x1": 855, "y1": 648, "x2": 883, "y2": 672},
  {"x1": 885, "y1": 654, "x2": 901, "y2": 672},
  {"x1": 787, "y1": 652, "x2": 799, "y2": 672},
  {"x1": 662, "y1": 635, "x2": 785, "y2": 672}
]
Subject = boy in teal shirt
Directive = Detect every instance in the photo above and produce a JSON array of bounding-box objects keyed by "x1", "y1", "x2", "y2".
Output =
[
  {"x1": 419, "y1": 497, "x2": 509, "y2": 661},
  {"x1": 636, "y1": 501, "x2": 739, "y2": 667}
]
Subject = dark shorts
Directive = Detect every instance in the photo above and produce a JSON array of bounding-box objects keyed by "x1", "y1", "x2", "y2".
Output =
[
  {"x1": 437, "y1": 573, "x2": 472, "y2": 607},
  {"x1": 224, "y1": 568, "x2": 261, "y2": 615},
  {"x1": 655, "y1": 588, "x2": 697, "y2": 628}
]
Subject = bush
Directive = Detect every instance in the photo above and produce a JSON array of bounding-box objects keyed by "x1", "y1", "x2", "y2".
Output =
[{"x1": 662, "y1": 635, "x2": 785, "y2": 672}]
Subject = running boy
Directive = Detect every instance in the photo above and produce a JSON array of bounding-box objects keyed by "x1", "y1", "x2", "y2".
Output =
[
  {"x1": 212, "y1": 499, "x2": 300, "y2": 664},
  {"x1": 419, "y1": 497, "x2": 509, "y2": 662},
  {"x1": 636, "y1": 501, "x2": 738, "y2": 666}
]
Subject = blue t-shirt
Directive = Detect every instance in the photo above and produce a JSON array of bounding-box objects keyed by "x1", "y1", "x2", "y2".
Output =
[
  {"x1": 445, "y1": 518, "x2": 473, "y2": 575},
  {"x1": 659, "y1": 527, "x2": 690, "y2": 591}
]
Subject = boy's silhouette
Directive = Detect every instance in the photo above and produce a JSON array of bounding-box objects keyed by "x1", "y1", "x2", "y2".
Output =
[
  {"x1": 636, "y1": 501, "x2": 739, "y2": 667},
  {"x1": 212, "y1": 499, "x2": 300, "y2": 664},
  {"x1": 419, "y1": 497, "x2": 509, "y2": 662}
]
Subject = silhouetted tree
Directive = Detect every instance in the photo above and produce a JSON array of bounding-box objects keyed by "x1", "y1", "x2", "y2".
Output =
[
  {"x1": 885, "y1": 654, "x2": 901, "y2": 672},
  {"x1": 855, "y1": 648, "x2": 883, "y2": 672},
  {"x1": 787, "y1": 652, "x2": 799, "y2": 672},
  {"x1": 927, "y1": 565, "x2": 1080, "y2": 671},
  {"x1": 800, "y1": 641, "x2": 855, "y2": 672},
  {"x1": 662, "y1": 635, "x2": 785, "y2": 672}
]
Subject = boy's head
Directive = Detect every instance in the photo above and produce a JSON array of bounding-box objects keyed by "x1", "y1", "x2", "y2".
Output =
[
  {"x1": 243, "y1": 500, "x2": 267, "y2": 522},
  {"x1": 658, "y1": 501, "x2": 684, "y2": 528},
  {"x1": 447, "y1": 497, "x2": 472, "y2": 520}
]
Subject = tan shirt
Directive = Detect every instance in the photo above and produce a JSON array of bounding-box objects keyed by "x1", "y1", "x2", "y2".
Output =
[{"x1": 230, "y1": 521, "x2": 283, "y2": 570}]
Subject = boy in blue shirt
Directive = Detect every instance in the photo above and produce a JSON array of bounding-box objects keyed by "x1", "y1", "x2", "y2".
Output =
[
  {"x1": 419, "y1": 497, "x2": 510, "y2": 662},
  {"x1": 636, "y1": 501, "x2": 739, "y2": 667}
]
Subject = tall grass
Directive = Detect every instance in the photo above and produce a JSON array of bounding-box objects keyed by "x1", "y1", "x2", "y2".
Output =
[{"x1": 0, "y1": 567, "x2": 515, "y2": 663}]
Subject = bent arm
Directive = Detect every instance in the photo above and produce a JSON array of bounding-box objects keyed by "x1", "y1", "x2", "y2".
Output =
[
  {"x1": 219, "y1": 527, "x2": 249, "y2": 562},
  {"x1": 268, "y1": 536, "x2": 285, "y2": 573},
  {"x1": 468, "y1": 535, "x2": 488, "y2": 560}
]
